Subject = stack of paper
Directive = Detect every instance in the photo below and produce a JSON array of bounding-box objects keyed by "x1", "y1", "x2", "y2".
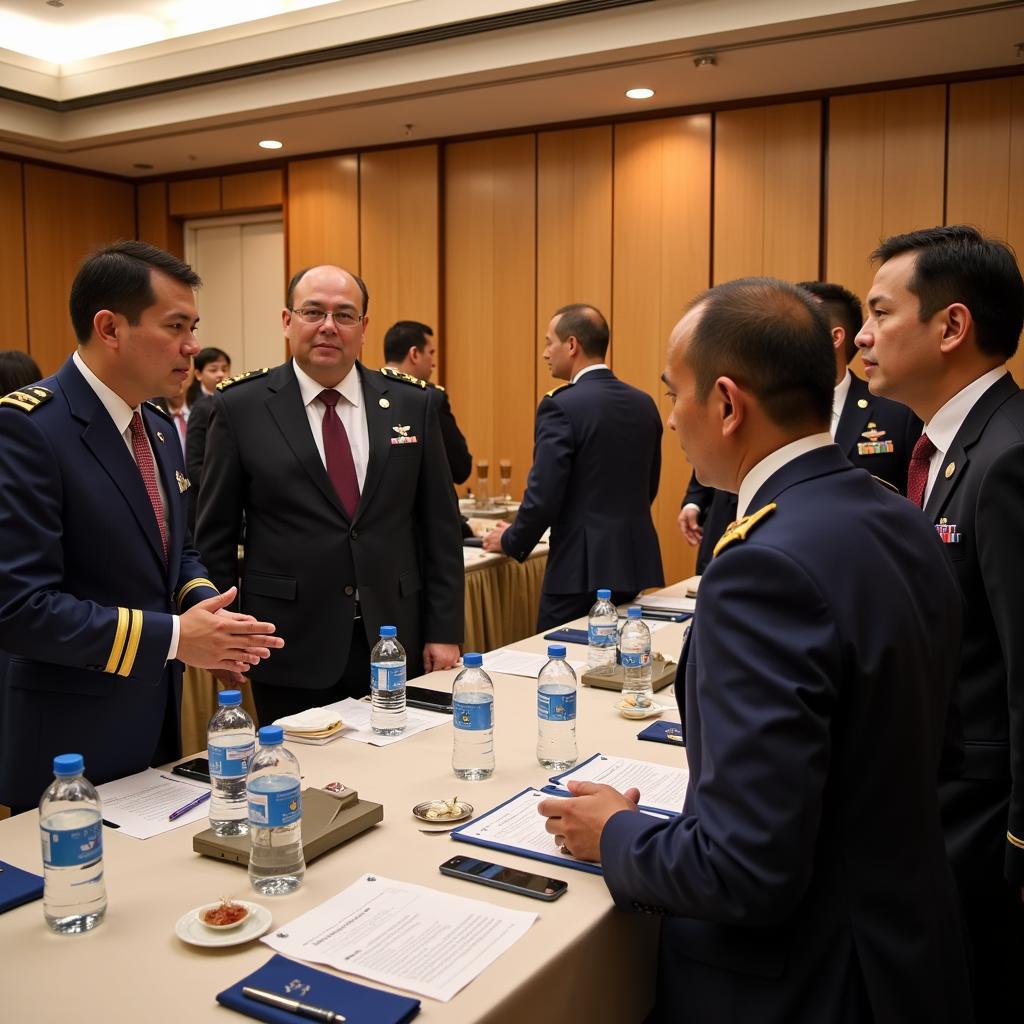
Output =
[{"x1": 274, "y1": 707, "x2": 345, "y2": 746}]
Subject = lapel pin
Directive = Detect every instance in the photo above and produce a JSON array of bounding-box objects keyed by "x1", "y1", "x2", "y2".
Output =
[
  {"x1": 379, "y1": 398, "x2": 390, "y2": 409},
  {"x1": 857, "y1": 398, "x2": 868, "y2": 408},
  {"x1": 156, "y1": 431, "x2": 165, "y2": 443},
  {"x1": 175, "y1": 469, "x2": 190, "y2": 494},
  {"x1": 944, "y1": 462, "x2": 955, "y2": 479}
]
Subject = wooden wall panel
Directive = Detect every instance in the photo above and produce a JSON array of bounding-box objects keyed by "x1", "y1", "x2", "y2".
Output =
[
  {"x1": 221, "y1": 169, "x2": 283, "y2": 211},
  {"x1": 168, "y1": 176, "x2": 221, "y2": 217},
  {"x1": 714, "y1": 101, "x2": 821, "y2": 284},
  {"x1": 359, "y1": 145, "x2": 439, "y2": 374},
  {"x1": 24, "y1": 165, "x2": 135, "y2": 375},
  {"x1": 286, "y1": 156, "x2": 359, "y2": 281},
  {"x1": 827, "y1": 86, "x2": 946, "y2": 303},
  {"x1": 614, "y1": 115, "x2": 712, "y2": 584},
  {"x1": 535, "y1": 127, "x2": 613, "y2": 405},
  {"x1": 445, "y1": 136, "x2": 536, "y2": 500},
  {"x1": 136, "y1": 181, "x2": 183, "y2": 257},
  {"x1": 0, "y1": 159, "x2": 28, "y2": 351}
]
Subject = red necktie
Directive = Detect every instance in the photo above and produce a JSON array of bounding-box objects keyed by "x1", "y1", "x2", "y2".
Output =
[
  {"x1": 906, "y1": 433, "x2": 936, "y2": 508},
  {"x1": 317, "y1": 390, "x2": 360, "y2": 519},
  {"x1": 129, "y1": 411, "x2": 169, "y2": 562}
]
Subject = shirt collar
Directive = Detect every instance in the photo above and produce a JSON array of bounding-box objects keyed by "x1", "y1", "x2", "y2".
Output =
[
  {"x1": 571, "y1": 363, "x2": 609, "y2": 385},
  {"x1": 292, "y1": 358, "x2": 362, "y2": 409},
  {"x1": 72, "y1": 350, "x2": 136, "y2": 436},
  {"x1": 736, "y1": 432, "x2": 834, "y2": 518},
  {"x1": 832, "y1": 370, "x2": 852, "y2": 419},
  {"x1": 923, "y1": 366, "x2": 1008, "y2": 455}
]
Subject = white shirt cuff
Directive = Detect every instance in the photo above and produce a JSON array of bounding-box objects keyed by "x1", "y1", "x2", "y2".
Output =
[{"x1": 168, "y1": 615, "x2": 180, "y2": 662}]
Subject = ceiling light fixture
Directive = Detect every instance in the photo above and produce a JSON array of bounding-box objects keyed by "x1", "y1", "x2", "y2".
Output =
[
  {"x1": 625, "y1": 88, "x2": 655, "y2": 100},
  {"x1": 258, "y1": 140, "x2": 283, "y2": 150},
  {"x1": 693, "y1": 55, "x2": 718, "y2": 70}
]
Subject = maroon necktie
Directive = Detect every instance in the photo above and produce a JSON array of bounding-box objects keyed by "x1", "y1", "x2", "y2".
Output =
[
  {"x1": 317, "y1": 389, "x2": 360, "y2": 519},
  {"x1": 129, "y1": 411, "x2": 168, "y2": 562},
  {"x1": 906, "y1": 433, "x2": 937, "y2": 508}
]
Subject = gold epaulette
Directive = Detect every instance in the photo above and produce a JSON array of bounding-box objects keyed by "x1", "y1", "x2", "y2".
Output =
[
  {"x1": 545, "y1": 382, "x2": 572, "y2": 399},
  {"x1": 176, "y1": 578, "x2": 217, "y2": 610},
  {"x1": 712, "y1": 502, "x2": 777, "y2": 558},
  {"x1": 217, "y1": 367, "x2": 269, "y2": 391},
  {"x1": 0, "y1": 385, "x2": 52, "y2": 413},
  {"x1": 871, "y1": 475, "x2": 899, "y2": 494},
  {"x1": 104, "y1": 607, "x2": 144, "y2": 677},
  {"x1": 380, "y1": 366, "x2": 428, "y2": 389},
  {"x1": 144, "y1": 400, "x2": 173, "y2": 422}
]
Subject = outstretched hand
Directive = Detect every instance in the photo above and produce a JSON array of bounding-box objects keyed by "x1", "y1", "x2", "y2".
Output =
[{"x1": 177, "y1": 587, "x2": 284, "y2": 674}]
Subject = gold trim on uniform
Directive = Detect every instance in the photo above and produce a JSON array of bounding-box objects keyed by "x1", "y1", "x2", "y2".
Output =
[
  {"x1": 1008, "y1": 830, "x2": 1024, "y2": 851},
  {"x1": 218, "y1": 367, "x2": 270, "y2": 391},
  {"x1": 0, "y1": 386, "x2": 53, "y2": 413},
  {"x1": 713, "y1": 502, "x2": 778, "y2": 558},
  {"x1": 177, "y1": 578, "x2": 216, "y2": 609},
  {"x1": 118, "y1": 609, "x2": 143, "y2": 677},
  {"x1": 545, "y1": 383, "x2": 572, "y2": 399},
  {"x1": 104, "y1": 606, "x2": 130, "y2": 674}
]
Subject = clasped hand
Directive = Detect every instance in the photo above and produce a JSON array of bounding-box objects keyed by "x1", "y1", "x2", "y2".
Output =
[{"x1": 537, "y1": 780, "x2": 641, "y2": 862}]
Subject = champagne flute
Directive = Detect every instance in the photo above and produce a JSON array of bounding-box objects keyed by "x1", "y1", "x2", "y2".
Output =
[
  {"x1": 475, "y1": 458, "x2": 490, "y2": 509},
  {"x1": 499, "y1": 459, "x2": 512, "y2": 504}
]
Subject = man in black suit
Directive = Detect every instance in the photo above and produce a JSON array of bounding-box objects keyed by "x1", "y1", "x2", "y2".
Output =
[
  {"x1": 483, "y1": 304, "x2": 663, "y2": 629},
  {"x1": 196, "y1": 265, "x2": 464, "y2": 723},
  {"x1": 857, "y1": 225, "x2": 1024, "y2": 1021},
  {"x1": 381, "y1": 320, "x2": 472, "y2": 485}
]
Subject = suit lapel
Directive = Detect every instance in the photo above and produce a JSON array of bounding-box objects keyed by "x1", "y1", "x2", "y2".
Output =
[
  {"x1": 834, "y1": 376, "x2": 871, "y2": 456},
  {"x1": 356, "y1": 364, "x2": 392, "y2": 521}
]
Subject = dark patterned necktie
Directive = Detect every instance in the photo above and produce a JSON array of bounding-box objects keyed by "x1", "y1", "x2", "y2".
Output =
[
  {"x1": 906, "y1": 433, "x2": 936, "y2": 508},
  {"x1": 317, "y1": 389, "x2": 360, "y2": 518},
  {"x1": 129, "y1": 411, "x2": 168, "y2": 562}
]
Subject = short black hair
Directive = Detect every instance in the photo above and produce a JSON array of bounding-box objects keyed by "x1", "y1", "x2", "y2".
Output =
[
  {"x1": 69, "y1": 241, "x2": 201, "y2": 344},
  {"x1": 0, "y1": 350, "x2": 42, "y2": 394},
  {"x1": 872, "y1": 225, "x2": 1024, "y2": 360},
  {"x1": 286, "y1": 266, "x2": 370, "y2": 315},
  {"x1": 195, "y1": 346, "x2": 230, "y2": 371},
  {"x1": 797, "y1": 281, "x2": 863, "y2": 364},
  {"x1": 553, "y1": 304, "x2": 609, "y2": 358},
  {"x1": 383, "y1": 321, "x2": 432, "y2": 364},
  {"x1": 684, "y1": 277, "x2": 834, "y2": 429}
]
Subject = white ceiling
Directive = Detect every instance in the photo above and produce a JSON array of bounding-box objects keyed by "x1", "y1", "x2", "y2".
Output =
[{"x1": 0, "y1": 0, "x2": 1021, "y2": 177}]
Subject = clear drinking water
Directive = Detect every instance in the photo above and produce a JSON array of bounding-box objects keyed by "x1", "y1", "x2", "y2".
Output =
[
  {"x1": 39, "y1": 754, "x2": 107, "y2": 934},
  {"x1": 587, "y1": 588, "x2": 618, "y2": 675},
  {"x1": 208, "y1": 689, "x2": 255, "y2": 836},
  {"x1": 247, "y1": 726, "x2": 304, "y2": 895},
  {"x1": 537, "y1": 645, "x2": 578, "y2": 770},
  {"x1": 452, "y1": 653, "x2": 495, "y2": 781},
  {"x1": 371, "y1": 625, "x2": 407, "y2": 736},
  {"x1": 619, "y1": 606, "x2": 653, "y2": 708}
]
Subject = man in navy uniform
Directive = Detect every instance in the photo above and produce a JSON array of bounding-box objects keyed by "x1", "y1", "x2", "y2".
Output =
[
  {"x1": 540, "y1": 278, "x2": 971, "y2": 1022},
  {"x1": 857, "y1": 225, "x2": 1024, "y2": 1021},
  {"x1": 0, "y1": 241, "x2": 282, "y2": 811},
  {"x1": 482, "y1": 304, "x2": 663, "y2": 629}
]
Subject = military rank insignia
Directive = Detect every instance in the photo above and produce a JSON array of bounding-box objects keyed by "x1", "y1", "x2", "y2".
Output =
[
  {"x1": 0, "y1": 385, "x2": 52, "y2": 413},
  {"x1": 391, "y1": 424, "x2": 418, "y2": 446},
  {"x1": 176, "y1": 469, "x2": 191, "y2": 493},
  {"x1": 857, "y1": 424, "x2": 894, "y2": 456},
  {"x1": 712, "y1": 502, "x2": 777, "y2": 558},
  {"x1": 935, "y1": 519, "x2": 961, "y2": 544}
]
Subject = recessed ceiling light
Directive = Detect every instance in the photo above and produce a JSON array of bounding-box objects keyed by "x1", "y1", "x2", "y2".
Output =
[
  {"x1": 625, "y1": 88, "x2": 655, "y2": 100},
  {"x1": 258, "y1": 140, "x2": 283, "y2": 150}
]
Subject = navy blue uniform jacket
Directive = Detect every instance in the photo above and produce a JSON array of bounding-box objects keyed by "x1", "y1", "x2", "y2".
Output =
[
  {"x1": 601, "y1": 446, "x2": 971, "y2": 1023},
  {"x1": 0, "y1": 358, "x2": 218, "y2": 808},
  {"x1": 501, "y1": 369, "x2": 664, "y2": 595}
]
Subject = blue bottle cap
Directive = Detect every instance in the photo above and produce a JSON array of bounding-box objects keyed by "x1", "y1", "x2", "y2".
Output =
[
  {"x1": 53, "y1": 753, "x2": 84, "y2": 777},
  {"x1": 463, "y1": 652, "x2": 483, "y2": 668},
  {"x1": 627, "y1": 606, "x2": 642, "y2": 618},
  {"x1": 217, "y1": 689, "x2": 242, "y2": 706},
  {"x1": 379, "y1": 625, "x2": 397, "y2": 638},
  {"x1": 548, "y1": 644, "x2": 566, "y2": 658},
  {"x1": 597, "y1": 588, "x2": 611, "y2": 600},
  {"x1": 259, "y1": 725, "x2": 284, "y2": 745}
]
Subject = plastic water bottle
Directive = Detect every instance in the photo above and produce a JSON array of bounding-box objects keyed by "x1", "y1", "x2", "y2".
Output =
[
  {"x1": 619, "y1": 607, "x2": 653, "y2": 708},
  {"x1": 247, "y1": 726, "x2": 304, "y2": 895},
  {"x1": 452, "y1": 653, "x2": 494, "y2": 780},
  {"x1": 39, "y1": 753, "x2": 107, "y2": 934},
  {"x1": 537, "y1": 645, "x2": 578, "y2": 770},
  {"x1": 587, "y1": 588, "x2": 618, "y2": 675},
  {"x1": 208, "y1": 689, "x2": 255, "y2": 836},
  {"x1": 371, "y1": 625, "x2": 407, "y2": 735}
]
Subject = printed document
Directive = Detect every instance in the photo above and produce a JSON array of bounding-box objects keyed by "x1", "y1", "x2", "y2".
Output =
[
  {"x1": 325, "y1": 698, "x2": 449, "y2": 746},
  {"x1": 553, "y1": 754, "x2": 688, "y2": 813},
  {"x1": 95, "y1": 768, "x2": 209, "y2": 839},
  {"x1": 482, "y1": 649, "x2": 587, "y2": 679}
]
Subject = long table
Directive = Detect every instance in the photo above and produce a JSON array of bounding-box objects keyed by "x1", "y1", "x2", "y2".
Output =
[{"x1": 0, "y1": 579, "x2": 694, "y2": 1024}]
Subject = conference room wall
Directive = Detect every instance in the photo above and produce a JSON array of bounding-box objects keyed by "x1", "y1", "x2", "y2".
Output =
[{"x1": 0, "y1": 159, "x2": 28, "y2": 353}]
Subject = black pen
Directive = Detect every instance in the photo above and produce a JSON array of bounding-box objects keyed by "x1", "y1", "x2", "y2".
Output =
[{"x1": 242, "y1": 986, "x2": 345, "y2": 1023}]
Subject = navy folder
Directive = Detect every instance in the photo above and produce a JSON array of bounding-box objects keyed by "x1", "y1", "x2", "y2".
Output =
[
  {"x1": 0, "y1": 859, "x2": 44, "y2": 914},
  {"x1": 636, "y1": 720, "x2": 685, "y2": 746}
]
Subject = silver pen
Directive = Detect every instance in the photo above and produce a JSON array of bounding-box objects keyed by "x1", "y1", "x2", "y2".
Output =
[{"x1": 242, "y1": 986, "x2": 345, "y2": 1023}]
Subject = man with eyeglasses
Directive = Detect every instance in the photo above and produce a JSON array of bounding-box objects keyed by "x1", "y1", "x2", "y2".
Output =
[{"x1": 196, "y1": 265, "x2": 464, "y2": 722}]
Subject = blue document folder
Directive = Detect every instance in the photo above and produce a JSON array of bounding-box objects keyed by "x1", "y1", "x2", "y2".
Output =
[
  {"x1": 0, "y1": 859, "x2": 44, "y2": 914},
  {"x1": 636, "y1": 720, "x2": 685, "y2": 746}
]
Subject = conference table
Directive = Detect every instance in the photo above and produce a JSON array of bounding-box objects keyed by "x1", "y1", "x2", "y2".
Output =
[{"x1": 0, "y1": 579, "x2": 695, "y2": 1024}]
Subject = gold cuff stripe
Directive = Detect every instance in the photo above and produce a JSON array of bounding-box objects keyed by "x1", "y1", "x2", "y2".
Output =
[
  {"x1": 118, "y1": 609, "x2": 143, "y2": 678},
  {"x1": 177, "y1": 578, "x2": 216, "y2": 609},
  {"x1": 104, "y1": 607, "x2": 130, "y2": 674},
  {"x1": 1008, "y1": 831, "x2": 1024, "y2": 851}
]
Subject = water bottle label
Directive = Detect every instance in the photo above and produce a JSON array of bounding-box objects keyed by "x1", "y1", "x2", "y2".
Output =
[
  {"x1": 538, "y1": 690, "x2": 577, "y2": 721},
  {"x1": 209, "y1": 740, "x2": 255, "y2": 778},
  {"x1": 41, "y1": 820, "x2": 103, "y2": 868},
  {"x1": 588, "y1": 624, "x2": 617, "y2": 647},
  {"x1": 248, "y1": 783, "x2": 302, "y2": 827},
  {"x1": 453, "y1": 699, "x2": 493, "y2": 731},
  {"x1": 620, "y1": 651, "x2": 651, "y2": 668},
  {"x1": 371, "y1": 663, "x2": 406, "y2": 692}
]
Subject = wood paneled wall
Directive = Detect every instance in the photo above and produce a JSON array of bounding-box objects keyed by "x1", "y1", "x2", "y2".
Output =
[{"x1": 0, "y1": 159, "x2": 27, "y2": 351}]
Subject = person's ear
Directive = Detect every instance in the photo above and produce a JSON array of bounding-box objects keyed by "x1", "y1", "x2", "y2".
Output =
[
  {"x1": 92, "y1": 309, "x2": 120, "y2": 351},
  {"x1": 938, "y1": 303, "x2": 972, "y2": 355},
  {"x1": 716, "y1": 377, "x2": 744, "y2": 437}
]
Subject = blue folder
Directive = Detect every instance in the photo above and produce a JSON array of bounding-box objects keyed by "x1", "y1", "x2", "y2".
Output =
[
  {"x1": 636, "y1": 720, "x2": 685, "y2": 746},
  {"x1": 0, "y1": 860, "x2": 44, "y2": 914}
]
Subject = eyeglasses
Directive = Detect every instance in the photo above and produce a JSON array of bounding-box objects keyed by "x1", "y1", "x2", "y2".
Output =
[{"x1": 290, "y1": 307, "x2": 364, "y2": 327}]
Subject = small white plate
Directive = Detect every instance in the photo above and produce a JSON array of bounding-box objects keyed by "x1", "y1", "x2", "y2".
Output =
[
  {"x1": 175, "y1": 901, "x2": 271, "y2": 948},
  {"x1": 615, "y1": 699, "x2": 668, "y2": 720}
]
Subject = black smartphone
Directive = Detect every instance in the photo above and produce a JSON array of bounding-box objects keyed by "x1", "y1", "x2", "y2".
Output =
[
  {"x1": 406, "y1": 685, "x2": 453, "y2": 714},
  {"x1": 171, "y1": 757, "x2": 211, "y2": 783},
  {"x1": 439, "y1": 855, "x2": 568, "y2": 901}
]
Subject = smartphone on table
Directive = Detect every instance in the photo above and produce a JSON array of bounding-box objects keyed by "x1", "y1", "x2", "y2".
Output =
[
  {"x1": 440, "y1": 855, "x2": 568, "y2": 901},
  {"x1": 171, "y1": 757, "x2": 211, "y2": 784},
  {"x1": 406, "y1": 686, "x2": 454, "y2": 714}
]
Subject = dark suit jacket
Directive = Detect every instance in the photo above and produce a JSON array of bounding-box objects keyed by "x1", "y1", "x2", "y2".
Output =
[
  {"x1": 501, "y1": 368, "x2": 664, "y2": 595},
  {"x1": 923, "y1": 372, "x2": 1024, "y2": 885},
  {"x1": 433, "y1": 388, "x2": 472, "y2": 485},
  {"x1": 184, "y1": 394, "x2": 214, "y2": 529},
  {"x1": 602, "y1": 446, "x2": 971, "y2": 1023},
  {"x1": 0, "y1": 359, "x2": 218, "y2": 807},
  {"x1": 195, "y1": 361, "x2": 464, "y2": 686},
  {"x1": 682, "y1": 474, "x2": 737, "y2": 574}
]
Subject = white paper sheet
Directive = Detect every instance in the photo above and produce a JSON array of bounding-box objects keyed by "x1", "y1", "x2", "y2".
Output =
[
  {"x1": 95, "y1": 768, "x2": 210, "y2": 839},
  {"x1": 553, "y1": 754, "x2": 688, "y2": 814},
  {"x1": 638, "y1": 594, "x2": 697, "y2": 614},
  {"x1": 323, "y1": 697, "x2": 450, "y2": 746},
  {"x1": 481, "y1": 649, "x2": 587, "y2": 680},
  {"x1": 261, "y1": 873, "x2": 537, "y2": 1002}
]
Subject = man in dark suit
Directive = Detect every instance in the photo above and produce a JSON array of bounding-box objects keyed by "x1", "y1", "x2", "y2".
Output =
[
  {"x1": 482, "y1": 304, "x2": 663, "y2": 629},
  {"x1": 196, "y1": 265, "x2": 464, "y2": 723},
  {"x1": 857, "y1": 225, "x2": 1024, "y2": 1021},
  {"x1": 677, "y1": 474, "x2": 736, "y2": 574},
  {"x1": 540, "y1": 278, "x2": 971, "y2": 1023},
  {"x1": 381, "y1": 320, "x2": 472, "y2": 485},
  {"x1": 0, "y1": 242, "x2": 282, "y2": 810}
]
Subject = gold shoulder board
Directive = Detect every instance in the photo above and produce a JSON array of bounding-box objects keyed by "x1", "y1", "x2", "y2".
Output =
[
  {"x1": 545, "y1": 382, "x2": 572, "y2": 399},
  {"x1": 217, "y1": 367, "x2": 270, "y2": 391},
  {"x1": 380, "y1": 366, "x2": 427, "y2": 389},
  {"x1": 712, "y1": 502, "x2": 777, "y2": 558},
  {"x1": 0, "y1": 386, "x2": 53, "y2": 413}
]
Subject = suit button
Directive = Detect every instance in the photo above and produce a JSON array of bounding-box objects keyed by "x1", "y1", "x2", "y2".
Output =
[
  {"x1": 351, "y1": 530, "x2": 359, "y2": 540},
  {"x1": 344, "y1": 586, "x2": 355, "y2": 597}
]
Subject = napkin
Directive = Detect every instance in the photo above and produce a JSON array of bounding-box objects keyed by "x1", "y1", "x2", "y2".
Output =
[
  {"x1": 0, "y1": 859, "x2": 44, "y2": 914},
  {"x1": 273, "y1": 708, "x2": 343, "y2": 734},
  {"x1": 637, "y1": 720, "x2": 685, "y2": 746}
]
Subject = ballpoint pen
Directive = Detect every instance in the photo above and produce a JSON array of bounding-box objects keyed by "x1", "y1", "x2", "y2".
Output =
[
  {"x1": 167, "y1": 790, "x2": 211, "y2": 820},
  {"x1": 242, "y1": 986, "x2": 345, "y2": 1022}
]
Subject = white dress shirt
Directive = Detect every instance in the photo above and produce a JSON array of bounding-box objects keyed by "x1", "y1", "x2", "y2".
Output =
[
  {"x1": 736, "y1": 433, "x2": 834, "y2": 519},
  {"x1": 571, "y1": 362, "x2": 610, "y2": 384},
  {"x1": 830, "y1": 370, "x2": 852, "y2": 440}
]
